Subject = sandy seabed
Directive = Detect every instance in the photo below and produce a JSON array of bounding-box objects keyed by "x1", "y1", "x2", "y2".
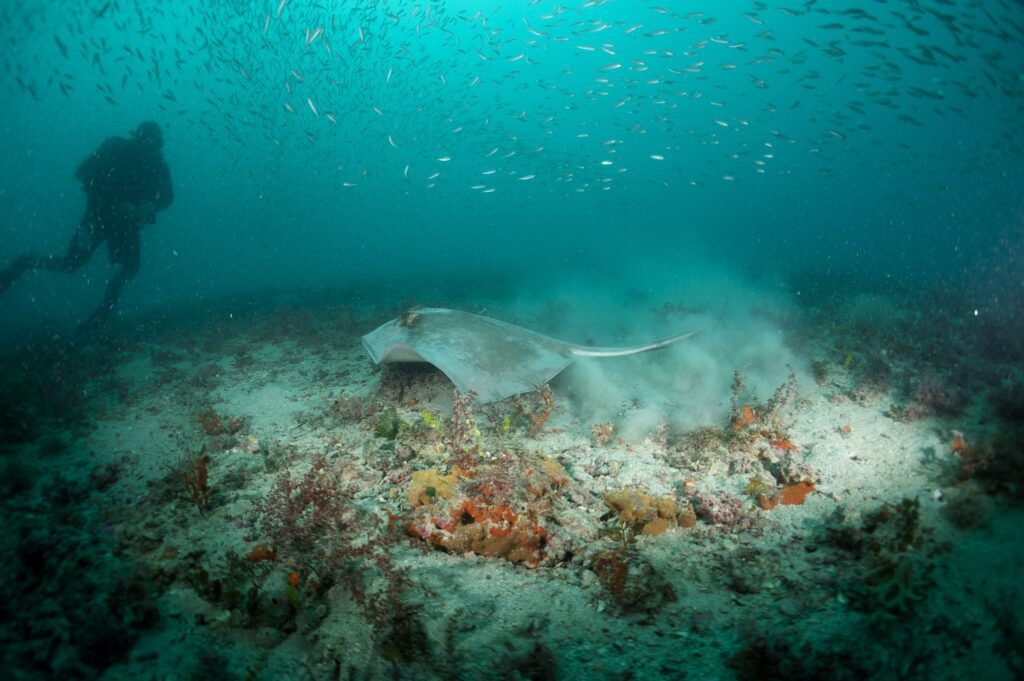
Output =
[{"x1": 2, "y1": 291, "x2": 1023, "y2": 681}]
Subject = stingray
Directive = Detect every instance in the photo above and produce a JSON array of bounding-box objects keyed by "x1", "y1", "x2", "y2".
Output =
[{"x1": 362, "y1": 308, "x2": 700, "y2": 403}]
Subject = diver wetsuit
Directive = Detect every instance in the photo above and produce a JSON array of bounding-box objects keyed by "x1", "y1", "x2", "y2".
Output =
[{"x1": 0, "y1": 121, "x2": 173, "y2": 327}]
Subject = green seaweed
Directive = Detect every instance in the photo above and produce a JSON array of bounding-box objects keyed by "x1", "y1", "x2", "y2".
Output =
[
  {"x1": 374, "y1": 406, "x2": 401, "y2": 440},
  {"x1": 419, "y1": 410, "x2": 445, "y2": 435}
]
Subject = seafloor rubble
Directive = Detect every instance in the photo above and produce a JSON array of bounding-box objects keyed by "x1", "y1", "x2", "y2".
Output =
[{"x1": 1, "y1": 291, "x2": 1022, "y2": 680}]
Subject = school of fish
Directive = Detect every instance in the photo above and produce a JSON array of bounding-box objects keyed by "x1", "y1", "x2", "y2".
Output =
[{"x1": 1, "y1": 0, "x2": 1021, "y2": 197}]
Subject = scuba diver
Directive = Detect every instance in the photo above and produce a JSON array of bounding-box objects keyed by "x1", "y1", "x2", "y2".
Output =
[{"x1": 0, "y1": 120, "x2": 173, "y2": 328}]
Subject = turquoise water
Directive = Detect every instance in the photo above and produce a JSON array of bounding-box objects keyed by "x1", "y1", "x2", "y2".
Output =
[
  {"x1": 1, "y1": 1, "x2": 1020, "y2": 329},
  {"x1": 1, "y1": 2, "x2": 1023, "y2": 680}
]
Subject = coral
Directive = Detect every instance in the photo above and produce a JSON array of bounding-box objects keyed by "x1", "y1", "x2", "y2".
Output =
[
  {"x1": 179, "y1": 446, "x2": 212, "y2": 514},
  {"x1": 603, "y1": 488, "x2": 682, "y2": 536},
  {"x1": 673, "y1": 417, "x2": 793, "y2": 476},
  {"x1": 406, "y1": 468, "x2": 459, "y2": 507},
  {"x1": 677, "y1": 502, "x2": 698, "y2": 528},
  {"x1": 459, "y1": 450, "x2": 518, "y2": 503},
  {"x1": 691, "y1": 491, "x2": 755, "y2": 531},
  {"x1": 373, "y1": 406, "x2": 401, "y2": 440},
  {"x1": 408, "y1": 497, "x2": 549, "y2": 566},
  {"x1": 670, "y1": 426, "x2": 728, "y2": 470},
  {"x1": 770, "y1": 438, "x2": 799, "y2": 451},
  {"x1": 404, "y1": 452, "x2": 571, "y2": 567},
  {"x1": 198, "y1": 405, "x2": 244, "y2": 436},
  {"x1": 444, "y1": 389, "x2": 480, "y2": 456},
  {"x1": 729, "y1": 369, "x2": 748, "y2": 415},
  {"x1": 764, "y1": 367, "x2": 801, "y2": 422},
  {"x1": 732, "y1": 404, "x2": 756, "y2": 431},
  {"x1": 418, "y1": 409, "x2": 445, "y2": 436},
  {"x1": 744, "y1": 474, "x2": 775, "y2": 498},
  {"x1": 483, "y1": 403, "x2": 514, "y2": 437},
  {"x1": 719, "y1": 368, "x2": 803, "y2": 466},
  {"x1": 778, "y1": 480, "x2": 815, "y2": 505},
  {"x1": 528, "y1": 385, "x2": 554, "y2": 436},
  {"x1": 198, "y1": 405, "x2": 222, "y2": 434},
  {"x1": 536, "y1": 456, "x2": 570, "y2": 487},
  {"x1": 757, "y1": 480, "x2": 815, "y2": 510},
  {"x1": 258, "y1": 455, "x2": 413, "y2": 633},
  {"x1": 484, "y1": 385, "x2": 556, "y2": 440},
  {"x1": 260, "y1": 455, "x2": 350, "y2": 572},
  {"x1": 590, "y1": 421, "x2": 615, "y2": 446},
  {"x1": 762, "y1": 453, "x2": 817, "y2": 487},
  {"x1": 590, "y1": 547, "x2": 677, "y2": 615},
  {"x1": 730, "y1": 367, "x2": 800, "y2": 427}
]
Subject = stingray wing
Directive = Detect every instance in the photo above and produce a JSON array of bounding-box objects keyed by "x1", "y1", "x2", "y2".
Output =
[{"x1": 362, "y1": 309, "x2": 574, "y2": 403}]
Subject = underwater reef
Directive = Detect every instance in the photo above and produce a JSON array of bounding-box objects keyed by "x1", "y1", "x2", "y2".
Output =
[{"x1": 1, "y1": 285, "x2": 1023, "y2": 680}]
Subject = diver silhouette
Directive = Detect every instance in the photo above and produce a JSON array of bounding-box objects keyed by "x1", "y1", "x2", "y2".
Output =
[{"x1": 0, "y1": 121, "x2": 173, "y2": 329}]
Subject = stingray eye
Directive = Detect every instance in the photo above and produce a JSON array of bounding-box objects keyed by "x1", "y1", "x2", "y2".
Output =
[{"x1": 399, "y1": 312, "x2": 420, "y2": 327}]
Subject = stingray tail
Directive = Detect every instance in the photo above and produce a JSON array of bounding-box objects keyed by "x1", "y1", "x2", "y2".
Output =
[{"x1": 568, "y1": 329, "x2": 702, "y2": 358}]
